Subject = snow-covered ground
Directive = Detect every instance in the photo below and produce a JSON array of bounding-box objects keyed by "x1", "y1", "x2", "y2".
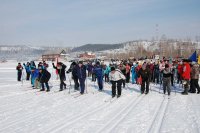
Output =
[{"x1": 0, "y1": 61, "x2": 200, "y2": 133}]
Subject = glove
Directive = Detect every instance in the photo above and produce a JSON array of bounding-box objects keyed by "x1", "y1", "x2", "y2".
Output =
[
  {"x1": 23, "y1": 63, "x2": 25, "y2": 65},
  {"x1": 66, "y1": 71, "x2": 69, "y2": 74},
  {"x1": 52, "y1": 63, "x2": 54, "y2": 65}
]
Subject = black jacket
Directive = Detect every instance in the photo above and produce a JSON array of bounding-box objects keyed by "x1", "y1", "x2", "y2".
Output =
[
  {"x1": 53, "y1": 63, "x2": 66, "y2": 80},
  {"x1": 138, "y1": 68, "x2": 151, "y2": 81},
  {"x1": 39, "y1": 69, "x2": 51, "y2": 83},
  {"x1": 66, "y1": 62, "x2": 78, "y2": 79}
]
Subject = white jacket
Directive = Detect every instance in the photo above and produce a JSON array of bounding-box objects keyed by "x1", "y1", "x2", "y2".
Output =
[{"x1": 109, "y1": 69, "x2": 126, "y2": 81}]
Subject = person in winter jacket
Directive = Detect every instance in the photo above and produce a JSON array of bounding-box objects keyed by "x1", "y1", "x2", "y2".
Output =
[
  {"x1": 159, "y1": 61, "x2": 165, "y2": 84},
  {"x1": 75, "y1": 61, "x2": 87, "y2": 94},
  {"x1": 138, "y1": 63, "x2": 151, "y2": 94},
  {"x1": 177, "y1": 62, "x2": 183, "y2": 84},
  {"x1": 131, "y1": 63, "x2": 137, "y2": 84},
  {"x1": 52, "y1": 62, "x2": 67, "y2": 91},
  {"x1": 66, "y1": 62, "x2": 79, "y2": 91},
  {"x1": 109, "y1": 67, "x2": 126, "y2": 98},
  {"x1": 91, "y1": 64, "x2": 96, "y2": 82},
  {"x1": 118, "y1": 63, "x2": 126, "y2": 88},
  {"x1": 38, "y1": 68, "x2": 51, "y2": 92},
  {"x1": 93, "y1": 62, "x2": 104, "y2": 91},
  {"x1": 181, "y1": 59, "x2": 191, "y2": 95},
  {"x1": 190, "y1": 62, "x2": 200, "y2": 94},
  {"x1": 33, "y1": 68, "x2": 40, "y2": 89},
  {"x1": 23, "y1": 62, "x2": 31, "y2": 80},
  {"x1": 16, "y1": 63, "x2": 23, "y2": 81},
  {"x1": 153, "y1": 62, "x2": 160, "y2": 84},
  {"x1": 104, "y1": 64, "x2": 111, "y2": 82},
  {"x1": 125, "y1": 63, "x2": 131, "y2": 83},
  {"x1": 87, "y1": 62, "x2": 93, "y2": 77},
  {"x1": 162, "y1": 64, "x2": 171, "y2": 95}
]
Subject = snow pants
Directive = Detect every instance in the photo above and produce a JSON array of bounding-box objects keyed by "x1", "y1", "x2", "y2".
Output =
[
  {"x1": 163, "y1": 77, "x2": 171, "y2": 95},
  {"x1": 79, "y1": 78, "x2": 86, "y2": 94},
  {"x1": 111, "y1": 80, "x2": 122, "y2": 97}
]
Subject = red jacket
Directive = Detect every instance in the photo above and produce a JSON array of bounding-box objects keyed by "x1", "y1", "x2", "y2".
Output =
[
  {"x1": 177, "y1": 64, "x2": 183, "y2": 74},
  {"x1": 182, "y1": 63, "x2": 190, "y2": 80}
]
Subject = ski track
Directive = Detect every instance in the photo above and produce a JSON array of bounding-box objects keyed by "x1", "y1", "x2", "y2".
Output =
[
  {"x1": 0, "y1": 87, "x2": 112, "y2": 132},
  {"x1": 147, "y1": 96, "x2": 170, "y2": 133},
  {"x1": 176, "y1": 95, "x2": 200, "y2": 133},
  {"x1": 96, "y1": 94, "x2": 146, "y2": 133}
]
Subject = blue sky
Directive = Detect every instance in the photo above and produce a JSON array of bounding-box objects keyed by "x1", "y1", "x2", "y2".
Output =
[{"x1": 0, "y1": 0, "x2": 200, "y2": 46}]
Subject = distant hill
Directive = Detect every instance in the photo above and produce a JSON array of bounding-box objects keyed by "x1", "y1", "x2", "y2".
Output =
[{"x1": 71, "y1": 44, "x2": 124, "y2": 52}]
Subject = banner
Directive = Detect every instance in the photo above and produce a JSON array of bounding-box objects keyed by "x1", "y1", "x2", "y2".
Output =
[{"x1": 189, "y1": 51, "x2": 197, "y2": 62}]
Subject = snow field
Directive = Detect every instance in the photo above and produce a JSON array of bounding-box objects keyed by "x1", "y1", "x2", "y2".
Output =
[{"x1": 0, "y1": 61, "x2": 200, "y2": 133}]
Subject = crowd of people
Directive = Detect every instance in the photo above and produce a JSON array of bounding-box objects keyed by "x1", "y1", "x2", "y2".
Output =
[{"x1": 16, "y1": 58, "x2": 200, "y2": 97}]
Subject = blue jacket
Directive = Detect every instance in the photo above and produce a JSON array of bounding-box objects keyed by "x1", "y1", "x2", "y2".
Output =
[
  {"x1": 75, "y1": 65, "x2": 87, "y2": 79},
  {"x1": 32, "y1": 69, "x2": 39, "y2": 79},
  {"x1": 23, "y1": 64, "x2": 31, "y2": 73},
  {"x1": 94, "y1": 65, "x2": 104, "y2": 78},
  {"x1": 104, "y1": 65, "x2": 111, "y2": 75}
]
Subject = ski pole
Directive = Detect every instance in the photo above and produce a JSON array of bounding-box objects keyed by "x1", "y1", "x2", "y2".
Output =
[
  {"x1": 66, "y1": 73, "x2": 71, "y2": 94},
  {"x1": 159, "y1": 82, "x2": 161, "y2": 93},
  {"x1": 85, "y1": 77, "x2": 88, "y2": 93}
]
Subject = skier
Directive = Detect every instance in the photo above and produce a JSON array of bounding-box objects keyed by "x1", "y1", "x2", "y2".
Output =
[
  {"x1": 16, "y1": 63, "x2": 23, "y2": 81},
  {"x1": 153, "y1": 61, "x2": 160, "y2": 84},
  {"x1": 181, "y1": 59, "x2": 191, "y2": 95},
  {"x1": 30, "y1": 67, "x2": 40, "y2": 89},
  {"x1": 93, "y1": 61, "x2": 104, "y2": 91},
  {"x1": 66, "y1": 62, "x2": 79, "y2": 91},
  {"x1": 75, "y1": 61, "x2": 87, "y2": 94},
  {"x1": 38, "y1": 68, "x2": 51, "y2": 92},
  {"x1": 190, "y1": 62, "x2": 200, "y2": 94},
  {"x1": 118, "y1": 63, "x2": 126, "y2": 88},
  {"x1": 109, "y1": 67, "x2": 126, "y2": 98},
  {"x1": 162, "y1": 64, "x2": 171, "y2": 96},
  {"x1": 138, "y1": 63, "x2": 151, "y2": 94},
  {"x1": 23, "y1": 62, "x2": 31, "y2": 80},
  {"x1": 52, "y1": 62, "x2": 67, "y2": 91}
]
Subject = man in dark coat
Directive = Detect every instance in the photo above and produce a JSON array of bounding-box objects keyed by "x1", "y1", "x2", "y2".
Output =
[
  {"x1": 52, "y1": 62, "x2": 67, "y2": 91},
  {"x1": 75, "y1": 61, "x2": 87, "y2": 94},
  {"x1": 66, "y1": 62, "x2": 79, "y2": 91},
  {"x1": 138, "y1": 63, "x2": 151, "y2": 94},
  {"x1": 38, "y1": 68, "x2": 51, "y2": 92}
]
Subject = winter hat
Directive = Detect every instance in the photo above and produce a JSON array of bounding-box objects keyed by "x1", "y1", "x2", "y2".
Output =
[{"x1": 111, "y1": 67, "x2": 115, "y2": 71}]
